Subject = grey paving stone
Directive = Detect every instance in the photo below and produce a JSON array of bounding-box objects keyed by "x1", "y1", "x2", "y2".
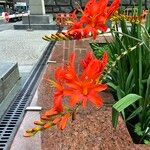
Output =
[
  {"x1": 0, "y1": 30, "x2": 56, "y2": 68},
  {"x1": 0, "y1": 29, "x2": 57, "y2": 116}
]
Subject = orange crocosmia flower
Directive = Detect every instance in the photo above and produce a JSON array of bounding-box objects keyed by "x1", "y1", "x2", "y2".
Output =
[
  {"x1": 67, "y1": 0, "x2": 120, "y2": 39},
  {"x1": 63, "y1": 52, "x2": 79, "y2": 82},
  {"x1": 46, "y1": 68, "x2": 65, "y2": 112},
  {"x1": 64, "y1": 52, "x2": 108, "y2": 108},
  {"x1": 80, "y1": 52, "x2": 94, "y2": 69},
  {"x1": 65, "y1": 80, "x2": 107, "y2": 108},
  {"x1": 80, "y1": 52, "x2": 108, "y2": 81},
  {"x1": 46, "y1": 53, "x2": 78, "y2": 112},
  {"x1": 48, "y1": 52, "x2": 79, "y2": 112}
]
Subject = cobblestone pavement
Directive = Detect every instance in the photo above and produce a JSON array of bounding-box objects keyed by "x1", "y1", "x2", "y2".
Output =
[
  {"x1": 0, "y1": 29, "x2": 57, "y2": 95},
  {"x1": 0, "y1": 29, "x2": 57, "y2": 118},
  {"x1": 0, "y1": 30, "x2": 56, "y2": 69},
  {"x1": 0, "y1": 30, "x2": 54, "y2": 65}
]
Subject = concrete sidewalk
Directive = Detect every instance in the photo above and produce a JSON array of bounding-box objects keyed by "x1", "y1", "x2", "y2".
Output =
[
  {"x1": 0, "y1": 29, "x2": 57, "y2": 76},
  {"x1": 0, "y1": 28, "x2": 57, "y2": 118}
]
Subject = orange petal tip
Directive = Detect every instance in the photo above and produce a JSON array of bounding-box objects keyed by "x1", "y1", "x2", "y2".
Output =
[
  {"x1": 41, "y1": 115, "x2": 49, "y2": 120},
  {"x1": 45, "y1": 108, "x2": 58, "y2": 117},
  {"x1": 23, "y1": 132, "x2": 33, "y2": 137},
  {"x1": 43, "y1": 123, "x2": 51, "y2": 129}
]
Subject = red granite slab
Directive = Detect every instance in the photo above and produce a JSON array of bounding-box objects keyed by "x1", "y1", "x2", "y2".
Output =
[
  {"x1": 38, "y1": 38, "x2": 150, "y2": 150},
  {"x1": 11, "y1": 36, "x2": 150, "y2": 150}
]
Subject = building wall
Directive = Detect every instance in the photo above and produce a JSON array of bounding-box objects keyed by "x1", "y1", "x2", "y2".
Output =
[
  {"x1": 13, "y1": 0, "x2": 29, "y2": 4},
  {"x1": 3, "y1": 0, "x2": 148, "y2": 14}
]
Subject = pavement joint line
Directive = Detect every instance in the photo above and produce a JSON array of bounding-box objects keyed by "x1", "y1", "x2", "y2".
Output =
[
  {"x1": 25, "y1": 106, "x2": 42, "y2": 111},
  {"x1": 47, "y1": 60, "x2": 57, "y2": 64}
]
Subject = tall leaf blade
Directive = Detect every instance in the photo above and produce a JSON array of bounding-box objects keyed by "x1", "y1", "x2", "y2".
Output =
[
  {"x1": 145, "y1": 9, "x2": 150, "y2": 32},
  {"x1": 113, "y1": 94, "x2": 142, "y2": 112},
  {"x1": 112, "y1": 108, "x2": 119, "y2": 128},
  {"x1": 112, "y1": 94, "x2": 142, "y2": 128},
  {"x1": 145, "y1": 75, "x2": 150, "y2": 100}
]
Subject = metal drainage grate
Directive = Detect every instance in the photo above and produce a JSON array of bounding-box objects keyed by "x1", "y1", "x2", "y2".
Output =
[{"x1": 0, "y1": 28, "x2": 62, "y2": 150}]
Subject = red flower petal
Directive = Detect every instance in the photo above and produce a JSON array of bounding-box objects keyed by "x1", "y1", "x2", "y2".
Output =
[
  {"x1": 55, "y1": 66, "x2": 65, "y2": 81},
  {"x1": 69, "y1": 94, "x2": 80, "y2": 107},
  {"x1": 107, "y1": 0, "x2": 120, "y2": 18},
  {"x1": 93, "y1": 84, "x2": 108, "y2": 92},
  {"x1": 54, "y1": 92, "x2": 63, "y2": 112},
  {"x1": 88, "y1": 94, "x2": 103, "y2": 107},
  {"x1": 80, "y1": 52, "x2": 94, "y2": 69}
]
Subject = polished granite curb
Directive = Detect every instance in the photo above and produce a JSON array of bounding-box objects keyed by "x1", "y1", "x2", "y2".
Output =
[{"x1": 10, "y1": 37, "x2": 150, "y2": 150}]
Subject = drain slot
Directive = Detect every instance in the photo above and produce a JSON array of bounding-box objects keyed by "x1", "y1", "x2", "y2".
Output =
[
  {"x1": 0, "y1": 29, "x2": 61, "y2": 150},
  {"x1": 0, "y1": 141, "x2": 7, "y2": 144},
  {"x1": 1, "y1": 137, "x2": 8, "y2": 139}
]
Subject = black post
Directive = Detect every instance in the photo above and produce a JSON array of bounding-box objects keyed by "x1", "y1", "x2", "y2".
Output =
[{"x1": 27, "y1": 14, "x2": 32, "y2": 31}]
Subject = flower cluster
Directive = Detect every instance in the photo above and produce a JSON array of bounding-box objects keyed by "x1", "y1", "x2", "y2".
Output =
[
  {"x1": 24, "y1": 51, "x2": 108, "y2": 137},
  {"x1": 67, "y1": 0, "x2": 120, "y2": 39},
  {"x1": 110, "y1": 10, "x2": 148, "y2": 24},
  {"x1": 55, "y1": 10, "x2": 77, "y2": 27},
  {"x1": 42, "y1": 0, "x2": 120, "y2": 41}
]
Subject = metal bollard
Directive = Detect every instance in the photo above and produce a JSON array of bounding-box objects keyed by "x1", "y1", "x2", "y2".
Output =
[{"x1": 27, "y1": 14, "x2": 33, "y2": 31}]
